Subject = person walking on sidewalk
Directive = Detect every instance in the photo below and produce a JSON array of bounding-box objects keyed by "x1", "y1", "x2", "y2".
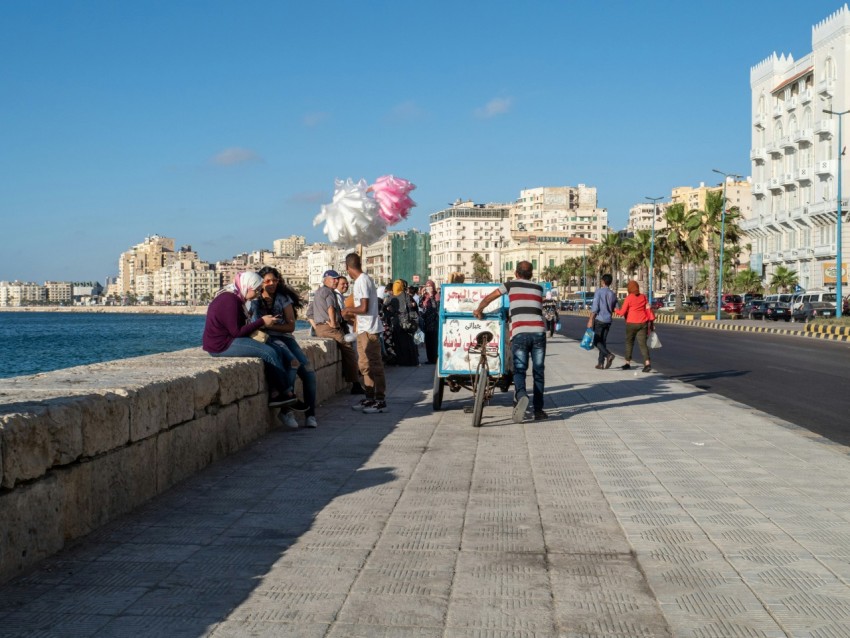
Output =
[
  {"x1": 588, "y1": 273, "x2": 617, "y2": 370},
  {"x1": 614, "y1": 280, "x2": 655, "y2": 373},
  {"x1": 312, "y1": 269, "x2": 365, "y2": 395},
  {"x1": 343, "y1": 252, "x2": 387, "y2": 413},
  {"x1": 473, "y1": 260, "x2": 547, "y2": 423}
]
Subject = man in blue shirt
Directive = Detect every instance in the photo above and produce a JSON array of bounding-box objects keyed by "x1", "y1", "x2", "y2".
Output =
[{"x1": 587, "y1": 273, "x2": 617, "y2": 369}]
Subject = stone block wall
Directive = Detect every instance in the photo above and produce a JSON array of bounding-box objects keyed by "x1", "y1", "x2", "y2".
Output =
[{"x1": 0, "y1": 339, "x2": 345, "y2": 584}]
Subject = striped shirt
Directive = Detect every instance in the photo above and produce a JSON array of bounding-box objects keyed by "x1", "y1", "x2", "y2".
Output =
[{"x1": 499, "y1": 279, "x2": 545, "y2": 338}]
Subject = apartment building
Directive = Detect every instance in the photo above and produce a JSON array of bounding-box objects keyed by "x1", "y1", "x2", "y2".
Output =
[
  {"x1": 627, "y1": 203, "x2": 669, "y2": 234},
  {"x1": 513, "y1": 185, "x2": 608, "y2": 240},
  {"x1": 45, "y1": 281, "x2": 73, "y2": 304},
  {"x1": 152, "y1": 246, "x2": 219, "y2": 304},
  {"x1": 428, "y1": 200, "x2": 511, "y2": 283},
  {"x1": 744, "y1": 5, "x2": 850, "y2": 289},
  {"x1": 116, "y1": 235, "x2": 175, "y2": 295},
  {"x1": 273, "y1": 235, "x2": 306, "y2": 257},
  {"x1": 0, "y1": 281, "x2": 47, "y2": 306}
]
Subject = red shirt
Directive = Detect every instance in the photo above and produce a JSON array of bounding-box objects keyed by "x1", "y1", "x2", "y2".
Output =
[{"x1": 615, "y1": 293, "x2": 655, "y2": 324}]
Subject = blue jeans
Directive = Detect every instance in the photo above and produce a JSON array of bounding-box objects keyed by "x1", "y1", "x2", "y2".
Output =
[
  {"x1": 511, "y1": 332, "x2": 546, "y2": 413},
  {"x1": 210, "y1": 337, "x2": 292, "y2": 396},
  {"x1": 269, "y1": 336, "x2": 317, "y2": 417}
]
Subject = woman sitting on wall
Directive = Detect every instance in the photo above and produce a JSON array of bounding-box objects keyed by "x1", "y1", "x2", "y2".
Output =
[
  {"x1": 251, "y1": 267, "x2": 318, "y2": 429},
  {"x1": 203, "y1": 271, "x2": 306, "y2": 410}
]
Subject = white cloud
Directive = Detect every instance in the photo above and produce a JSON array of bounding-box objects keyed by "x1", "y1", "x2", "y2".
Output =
[
  {"x1": 303, "y1": 112, "x2": 329, "y2": 127},
  {"x1": 474, "y1": 97, "x2": 513, "y2": 119},
  {"x1": 210, "y1": 148, "x2": 263, "y2": 166}
]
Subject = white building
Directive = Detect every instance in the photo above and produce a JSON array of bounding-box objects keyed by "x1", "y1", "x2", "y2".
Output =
[
  {"x1": 0, "y1": 281, "x2": 47, "y2": 306},
  {"x1": 513, "y1": 185, "x2": 608, "y2": 240},
  {"x1": 428, "y1": 200, "x2": 512, "y2": 283},
  {"x1": 627, "y1": 203, "x2": 669, "y2": 234},
  {"x1": 745, "y1": 5, "x2": 850, "y2": 290}
]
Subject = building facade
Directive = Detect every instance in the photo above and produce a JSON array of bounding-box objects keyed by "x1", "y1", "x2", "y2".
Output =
[
  {"x1": 0, "y1": 281, "x2": 47, "y2": 306},
  {"x1": 513, "y1": 185, "x2": 608, "y2": 240},
  {"x1": 627, "y1": 203, "x2": 669, "y2": 234},
  {"x1": 428, "y1": 200, "x2": 512, "y2": 283},
  {"x1": 391, "y1": 230, "x2": 430, "y2": 286},
  {"x1": 745, "y1": 5, "x2": 850, "y2": 290}
]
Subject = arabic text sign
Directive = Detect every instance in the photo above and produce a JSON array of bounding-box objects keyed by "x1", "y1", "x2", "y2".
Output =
[
  {"x1": 441, "y1": 284, "x2": 502, "y2": 314},
  {"x1": 439, "y1": 317, "x2": 504, "y2": 374}
]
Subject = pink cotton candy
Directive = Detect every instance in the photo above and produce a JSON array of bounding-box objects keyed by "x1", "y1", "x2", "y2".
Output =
[{"x1": 371, "y1": 174, "x2": 417, "y2": 225}]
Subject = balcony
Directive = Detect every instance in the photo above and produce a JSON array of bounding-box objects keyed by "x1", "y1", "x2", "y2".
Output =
[
  {"x1": 781, "y1": 172, "x2": 795, "y2": 186},
  {"x1": 815, "y1": 159, "x2": 836, "y2": 176},
  {"x1": 800, "y1": 88, "x2": 813, "y2": 104},
  {"x1": 768, "y1": 177, "x2": 783, "y2": 191},
  {"x1": 754, "y1": 113, "x2": 766, "y2": 129},
  {"x1": 775, "y1": 210, "x2": 790, "y2": 222},
  {"x1": 796, "y1": 166, "x2": 812, "y2": 183},
  {"x1": 779, "y1": 136, "x2": 795, "y2": 150},
  {"x1": 786, "y1": 96, "x2": 798, "y2": 112},
  {"x1": 750, "y1": 147, "x2": 767, "y2": 162},
  {"x1": 773, "y1": 104, "x2": 784, "y2": 118},
  {"x1": 739, "y1": 217, "x2": 761, "y2": 232},
  {"x1": 752, "y1": 182, "x2": 766, "y2": 196},
  {"x1": 783, "y1": 249, "x2": 797, "y2": 260},
  {"x1": 814, "y1": 119, "x2": 834, "y2": 137},
  {"x1": 793, "y1": 128, "x2": 813, "y2": 145},
  {"x1": 814, "y1": 244, "x2": 836, "y2": 257},
  {"x1": 817, "y1": 78, "x2": 835, "y2": 97},
  {"x1": 765, "y1": 142, "x2": 783, "y2": 156},
  {"x1": 798, "y1": 248, "x2": 814, "y2": 258}
]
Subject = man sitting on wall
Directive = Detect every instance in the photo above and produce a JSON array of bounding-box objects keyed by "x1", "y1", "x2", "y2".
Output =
[{"x1": 310, "y1": 270, "x2": 364, "y2": 395}]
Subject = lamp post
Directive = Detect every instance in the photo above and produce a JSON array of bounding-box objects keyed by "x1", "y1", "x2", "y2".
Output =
[
  {"x1": 645, "y1": 196, "x2": 663, "y2": 305},
  {"x1": 824, "y1": 108, "x2": 848, "y2": 318},
  {"x1": 712, "y1": 169, "x2": 742, "y2": 320}
]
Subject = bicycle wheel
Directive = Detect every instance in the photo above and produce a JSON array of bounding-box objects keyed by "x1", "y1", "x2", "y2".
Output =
[
  {"x1": 471, "y1": 362, "x2": 488, "y2": 428},
  {"x1": 432, "y1": 368, "x2": 445, "y2": 411}
]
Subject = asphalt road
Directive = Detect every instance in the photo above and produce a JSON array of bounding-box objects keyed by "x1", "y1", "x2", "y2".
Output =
[{"x1": 558, "y1": 315, "x2": 850, "y2": 446}]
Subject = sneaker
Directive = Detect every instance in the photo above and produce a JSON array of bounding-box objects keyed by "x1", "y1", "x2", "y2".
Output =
[
  {"x1": 350, "y1": 382, "x2": 366, "y2": 395},
  {"x1": 362, "y1": 401, "x2": 387, "y2": 414},
  {"x1": 620, "y1": 364, "x2": 631, "y2": 371},
  {"x1": 605, "y1": 354, "x2": 615, "y2": 369},
  {"x1": 279, "y1": 411, "x2": 298, "y2": 429},
  {"x1": 352, "y1": 399, "x2": 375, "y2": 411},
  {"x1": 305, "y1": 416, "x2": 318, "y2": 428},
  {"x1": 533, "y1": 410, "x2": 548, "y2": 421},
  {"x1": 642, "y1": 365, "x2": 652, "y2": 373},
  {"x1": 512, "y1": 395, "x2": 529, "y2": 423},
  {"x1": 288, "y1": 399, "x2": 309, "y2": 412}
]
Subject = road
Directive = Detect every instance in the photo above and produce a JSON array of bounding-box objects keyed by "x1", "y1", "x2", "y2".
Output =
[{"x1": 558, "y1": 315, "x2": 850, "y2": 446}]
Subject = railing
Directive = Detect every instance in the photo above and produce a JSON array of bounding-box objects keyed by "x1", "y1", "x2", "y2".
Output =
[
  {"x1": 773, "y1": 104, "x2": 784, "y2": 118},
  {"x1": 785, "y1": 96, "x2": 798, "y2": 111},
  {"x1": 796, "y1": 167, "x2": 812, "y2": 182},
  {"x1": 817, "y1": 78, "x2": 835, "y2": 97},
  {"x1": 750, "y1": 147, "x2": 767, "y2": 162},
  {"x1": 814, "y1": 244, "x2": 836, "y2": 257},
  {"x1": 768, "y1": 177, "x2": 783, "y2": 190},
  {"x1": 800, "y1": 88, "x2": 813, "y2": 104},
  {"x1": 752, "y1": 182, "x2": 766, "y2": 196},
  {"x1": 815, "y1": 119, "x2": 835, "y2": 136},
  {"x1": 815, "y1": 159, "x2": 836, "y2": 176}
]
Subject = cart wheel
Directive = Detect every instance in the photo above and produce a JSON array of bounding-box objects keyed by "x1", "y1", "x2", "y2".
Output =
[
  {"x1": 432, "y1": 368, "x2": 445, "y2": 411},
  {"x1": 471, "y1": 363, "x2": 488, "y2": 428}
]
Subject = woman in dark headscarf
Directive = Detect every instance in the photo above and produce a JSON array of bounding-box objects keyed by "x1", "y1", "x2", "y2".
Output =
[
  {"x1": 383, "y1": 279, "x2": 420, "y2": 366},
  {"x1": 419, "y1": 280, "x2": 440, "y2": 364}
]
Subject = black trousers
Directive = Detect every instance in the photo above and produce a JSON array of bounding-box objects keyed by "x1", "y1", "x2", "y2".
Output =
[{"x1": 593, "y1": 320, "x2": 612, "y2": 363}]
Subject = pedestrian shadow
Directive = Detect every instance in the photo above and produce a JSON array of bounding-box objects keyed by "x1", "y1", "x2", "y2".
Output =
[{"x1": 0, "y1": 396, "x2": 402, "y2": 637}]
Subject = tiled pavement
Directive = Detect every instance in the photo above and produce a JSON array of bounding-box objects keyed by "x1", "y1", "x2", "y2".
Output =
[{"x1": 2, "y1": 336, "x2": 850, "y2": 637}]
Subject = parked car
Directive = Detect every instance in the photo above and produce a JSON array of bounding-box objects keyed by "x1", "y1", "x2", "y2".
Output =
[
  {"x1": 763, "y1": 301, "x2": 791, "y2": 321},
  {"x1": 720, "y1": 294, "x2": 744, "y2": 315},
  {"x1": 650, "y1": 297, "x2": 664, "y2": 310},
  {"x1": 791, "y1": 301, "x2": 837, "y2": 322},
  {"x1": 744, "y1": 300, "x2": 767, "y2": 319}
]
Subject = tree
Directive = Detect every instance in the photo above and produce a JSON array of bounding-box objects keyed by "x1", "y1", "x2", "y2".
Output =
[
  {"x1": 470, "y1": 252, "x2": 492, "y2": 283},
  {"x1": 591, "y1": 233, "x2": 624, "y2": 292},
  {"x1": 732, "y1": 269, "x2": 764, "y2": 294},
  {"x1": 698, "y1": 191, "x2": 743, "y2": 309},
  {"x1": 769, "y1": 265, "x2": 798, "y2": 293},
  {"x1": 663, "y1": 203, "x2": 702, "y2": 312},
  {"x1": 624, "y1": 230, "x2": 653, "y2": 293}
]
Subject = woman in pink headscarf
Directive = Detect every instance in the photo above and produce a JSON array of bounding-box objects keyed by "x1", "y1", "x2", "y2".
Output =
[
  {"x1": 203, "y1": 272, "x2": 305, "y2": 409},
  {"x1": 419, "y1": 280, "x2": 440, "y2": 364}
]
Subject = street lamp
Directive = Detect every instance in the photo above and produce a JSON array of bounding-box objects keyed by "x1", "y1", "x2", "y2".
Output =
[
  {"x1": 645, "y1": 196, "x2": 663, "y2": 305},
  {"x1": 712, "y1": 169, "x2": 742, "y2": 320},
  {"x1": 824, "y1": 108, "x2": 849, "y2": 318}
]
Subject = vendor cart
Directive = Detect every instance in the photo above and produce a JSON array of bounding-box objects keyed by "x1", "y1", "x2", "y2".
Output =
[{"x1": 431, "y1": 283, "x2": 511, "y2": 427}]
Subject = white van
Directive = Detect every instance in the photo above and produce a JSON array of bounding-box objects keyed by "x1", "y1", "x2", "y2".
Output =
[
  {"x1": 791, "y1": 290, "x2": 836, "y2": 311},
  {"x1": 764, "y1": 293, "x2": 793, "y2": 308}
]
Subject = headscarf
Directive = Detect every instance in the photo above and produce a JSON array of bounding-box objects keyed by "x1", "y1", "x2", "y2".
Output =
[
  {"x1": 216, "y1": 271, "x2": 262, "y2": 306},
  {"x1": 424, "y1": 280, "x2": 439, "y2": 304},
  {"x1": 392, "y1": 280, "x2": 405, "y2": 296},
  {"x1": 626, "y1": 280, "x2": 640, "y2": 296}
]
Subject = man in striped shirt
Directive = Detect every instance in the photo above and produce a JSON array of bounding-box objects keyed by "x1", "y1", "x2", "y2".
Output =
[{"x1": 474, "y1": 261, "x2": 548, "y2": 423}]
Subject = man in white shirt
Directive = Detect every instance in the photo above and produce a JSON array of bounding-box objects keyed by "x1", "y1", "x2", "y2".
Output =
[{"x1": 342, "y1": 252, "x2": 387, "y2": 413}]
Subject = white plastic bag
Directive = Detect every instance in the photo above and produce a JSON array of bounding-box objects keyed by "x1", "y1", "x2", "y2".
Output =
[
  {"x1": 648, "y1": 330, "x2": 662, "y2": 349},
  {"x1": 413, "y1": 329, "x2": 425, "y2": 345}
]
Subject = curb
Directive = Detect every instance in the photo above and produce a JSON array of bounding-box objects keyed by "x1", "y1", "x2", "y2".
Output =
[{"x1": 566, "y1": 311, "x2": 850, "y2": 342}]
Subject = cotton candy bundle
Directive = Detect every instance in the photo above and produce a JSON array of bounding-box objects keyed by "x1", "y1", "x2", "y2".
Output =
[
  {"x1": 314, "y1": 178, "x2": 387, "y2": 247},
  {"x1": 371, "y1": 174, "x2": 417, "y2": 225}
]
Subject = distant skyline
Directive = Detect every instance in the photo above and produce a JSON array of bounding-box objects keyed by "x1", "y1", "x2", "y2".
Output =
[{"x1": 2, "y1": 1, "x2": 847, "y2": 282}]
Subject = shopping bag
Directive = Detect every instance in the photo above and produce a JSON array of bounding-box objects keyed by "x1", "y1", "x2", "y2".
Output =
[
  {"x1": 648, "y1": 330, "x2": 662, "y2": 349},
  {"x1": 555, "y1": 321, "x2": 562, "y2": 331},
  {"x1": 579, "y1": 328, "x2": 594, "y2": 350}
]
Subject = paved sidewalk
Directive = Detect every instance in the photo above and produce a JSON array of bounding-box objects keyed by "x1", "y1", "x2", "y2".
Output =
[{"x1": 2, "y1": 336, "x2": 850, "y2": 637}]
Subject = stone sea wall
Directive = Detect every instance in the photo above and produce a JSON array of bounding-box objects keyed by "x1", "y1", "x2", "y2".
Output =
[{"x1": 0, "y1": 339, "x2": 346, "y2": 584}]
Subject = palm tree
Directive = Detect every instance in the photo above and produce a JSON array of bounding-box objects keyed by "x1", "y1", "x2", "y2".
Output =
[
  {"x1": 624, "y1": 230, "x2": 653, "y2": 293},
  {"x1": 769, "y1": 265, "x2": 798, "y2": 293},
  {"x1": 663, "y1": 204, "x2": 703, "y2": 311},
  {"x1": 592, "y1": 233, "x2": 624, "y2": 291},
  {"x1": 698, "y1": 192, "x2": 743, "y2": 308},
  {"x1": 733, "y1": 269, "x2": 764, "y2": 294}
]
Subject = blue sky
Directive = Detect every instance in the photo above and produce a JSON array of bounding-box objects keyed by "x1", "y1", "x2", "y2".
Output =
[{"x1": 1, "y1": 0, "x2": 846, "y2": 282}]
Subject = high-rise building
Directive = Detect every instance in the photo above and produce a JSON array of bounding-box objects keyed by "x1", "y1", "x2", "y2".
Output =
[
  {"x1": 273, "y1": 235, "x2": 306, "y2": 257},
  {"x1": 746, "y1": 5, "x2": 850, "y2": 290},
  {"x1": 116, "y1": 235, "x2": 175, "y2": 295},
  {"x1": 428, "y1": 200, "x2": 512, "y2": 283},
  {"x1": 513, "y1": 185, "x2": 608, "y2": 240}
]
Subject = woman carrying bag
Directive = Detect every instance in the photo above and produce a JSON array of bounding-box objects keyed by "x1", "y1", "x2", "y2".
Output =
[{"x1": 614, "y1": 280, "x2": 655, "y2": 373}]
